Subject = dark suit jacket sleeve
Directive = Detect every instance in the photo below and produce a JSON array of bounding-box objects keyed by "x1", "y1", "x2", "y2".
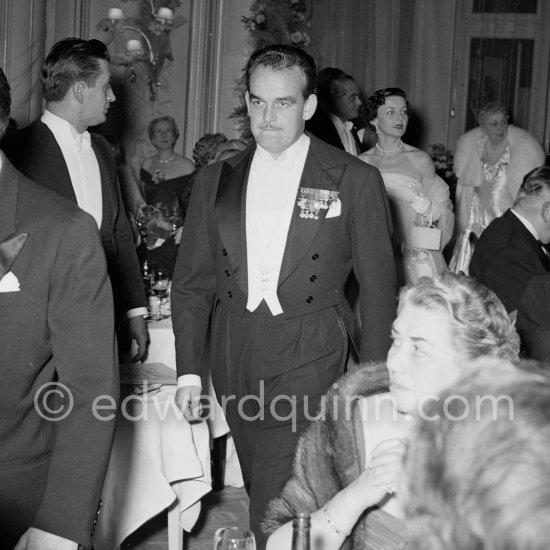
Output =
[
  {"x1": 94, "y1": 137, "x2": 147, "y2": 313},
  {"x1": 171, "y1": 168, "x2": 217, "y2": 377},
  {"x1": 33, "y1": 210, "x2": 118, "y2": 546},
  {"x1": 352, "y1": 168, "x2": 398, "y2": 362},
  {"x1": 516, "y1": 274, "x2": 550, "y2": 361},
  {"x1": 480, "y1": 245, "x2": 544, "y2": 313}
]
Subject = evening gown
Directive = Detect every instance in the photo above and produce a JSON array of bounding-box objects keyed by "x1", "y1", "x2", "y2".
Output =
[
  {"x1": 449, "y1": 146, "x2": 510, "y2": 274},
  {"x1": 382, "y1": 172, "x2": 453, "y2": 285},
  {"x1": 140, "y1": 169, "x2": 194, "y2": 216}
]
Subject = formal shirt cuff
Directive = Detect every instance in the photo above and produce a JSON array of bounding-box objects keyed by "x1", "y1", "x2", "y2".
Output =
[
  {"x1": 177, "y1": 374, "x2": 202, "y2": 389},
  {"x1": 126, "y1": 307, "x2": 148, "y2": 319}
]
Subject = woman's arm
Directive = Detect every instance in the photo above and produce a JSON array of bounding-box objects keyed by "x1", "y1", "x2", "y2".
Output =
[{"x1": 266, "y1": 439, "x2": 405, "y2": 550}]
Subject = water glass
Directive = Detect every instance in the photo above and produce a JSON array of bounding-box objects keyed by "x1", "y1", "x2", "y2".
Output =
[{"x1": 213, "y1": 527, "x2": 256, "y2": 550}]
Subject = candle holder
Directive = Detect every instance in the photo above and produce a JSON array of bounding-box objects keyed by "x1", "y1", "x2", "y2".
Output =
[{"x1": 97, "y1": 1, "x2": 186, "y2": 102}]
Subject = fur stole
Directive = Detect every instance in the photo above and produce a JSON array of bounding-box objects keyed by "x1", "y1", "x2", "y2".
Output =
[
  {"x1": 262, "y1": 363, "x2": 407, "y2": 549},
  {"x1": 453, "y1": 125, "x2": 545, "y2": 233}
]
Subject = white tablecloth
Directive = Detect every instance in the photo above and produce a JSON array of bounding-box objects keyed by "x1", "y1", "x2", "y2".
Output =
[
  {"x1": 145, "y1": 318, "x2": 243, "y2": 486},
  {"x1": 94, "y1": 386, "x2": 211, "y2": 549}
]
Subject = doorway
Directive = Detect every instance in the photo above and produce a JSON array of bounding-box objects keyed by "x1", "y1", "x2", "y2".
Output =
[{"x1": 449, "y1": 0, "x2": 550, "y2": 152}]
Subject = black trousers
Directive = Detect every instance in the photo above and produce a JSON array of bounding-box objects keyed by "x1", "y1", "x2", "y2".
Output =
[{"x1": 210, "y1": 300, "x2": 347, "y2": 550}]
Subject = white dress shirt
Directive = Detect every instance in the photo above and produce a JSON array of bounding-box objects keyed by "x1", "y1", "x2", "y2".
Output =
[
  {"x1": 330, "y1": 113, "x2": 358, "y2": 155},
  {"x1": 42, "y1": 110, "x2": 146, "y2": 319},
  {"x1": 177, "y1": 134, "x2": 310, "y2": 389},
  {"x1": 246, "y1": 134, "x2": 309, "y2": 315},
  {"x1": 41, "y1": 110, "x2": 102, "y2": 228}
]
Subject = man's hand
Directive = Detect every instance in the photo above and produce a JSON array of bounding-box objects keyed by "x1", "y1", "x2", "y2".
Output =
[
  {"x1": 175, "y1": 385, "x2": 203, "y2": 422},
  {"x1": 14, "y1": 527, "x2": 77, "y2": 550},
  {"x1": 128, "y1": 315, "x2": 149, "y2": 362}
]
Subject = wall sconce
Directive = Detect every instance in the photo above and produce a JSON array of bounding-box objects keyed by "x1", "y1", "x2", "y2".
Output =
[{"x1": 98, "y1": 2, "x2": 186, "y2": 102}]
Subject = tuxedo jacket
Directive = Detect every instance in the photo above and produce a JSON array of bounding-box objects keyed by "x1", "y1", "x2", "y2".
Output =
[
  {"x1": 171, "y1": 134, "x2": 397, "y2": 377},
  {"x1": 3, "y1": 119, "x2": 146, "y2": 313},
  {"x1": 0, "y1": 153, "x2": 118, "y2": 546},
  {"x1": 469, "y1": 209, "x2": 550, "y2": 313},
  {"x1": 305, "y1": 107, "x2": 363, "y2": 153}
]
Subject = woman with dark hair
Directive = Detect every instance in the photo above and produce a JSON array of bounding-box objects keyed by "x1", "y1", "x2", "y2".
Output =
[
  {"x1": 191, "y1": 132, "x2": 227, "y2": 169},
  {"x1": 449, "y1": 101, "x2": 545, "y2": 274},
  {"x1": 359, "y1": 88, "x2": 454, "y2": 285},
  {"x1": 265, "y1": 273, "x2": 519, "y2": 550}
]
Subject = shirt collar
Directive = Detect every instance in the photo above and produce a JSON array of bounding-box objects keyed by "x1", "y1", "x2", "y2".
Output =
[
  {"x1": 511, "y1": 209, "x2": 540, "y2": 241},
  {"x1": 42, "y1": 109, "x2": 91, "y2": 150},
  {"x1": 329, "y1": 113, "x2": 353, "y2": 132},
  {"x1": 254, "y1": 133, "x2": 309, "y2": 172}
]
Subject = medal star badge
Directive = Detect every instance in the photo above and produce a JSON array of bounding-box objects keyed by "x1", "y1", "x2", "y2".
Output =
[{"x1": 297, "y1": 188, "x2": 339, "y2": 220}]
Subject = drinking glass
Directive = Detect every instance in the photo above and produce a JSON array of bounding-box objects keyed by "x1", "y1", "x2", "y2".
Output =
[
  {"x1": 149, "y1": 269, "x2": 170, "y2": 321},
  {"x1": 213, "y1": 527, "x2": 256, "y2": 550}
]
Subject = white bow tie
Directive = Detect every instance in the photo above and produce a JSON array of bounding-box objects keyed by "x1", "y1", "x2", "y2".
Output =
[
  {"x1": 344, "y1": 121, "x2": 354, "y2": 132},
  {"x1": 75, "y1": 131, "x2": 91, "y2": 152},
  {"x1": 255, "y1": 154, "x2": 293, "y2": 173}
]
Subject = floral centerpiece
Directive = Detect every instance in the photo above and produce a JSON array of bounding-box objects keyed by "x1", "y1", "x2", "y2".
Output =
[
  {"x1": 429, "y1": 143, "x2": 455, "y2": 179},
  {"x1": 232, "y1": 0, "x2": 317, "y2": 140},
  {"x1": 429, "y1": 143, "x2": 457, "y2": 202}
]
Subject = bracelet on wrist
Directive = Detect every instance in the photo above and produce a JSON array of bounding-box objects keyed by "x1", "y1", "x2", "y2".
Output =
[{"x1": 323, "y1": 502, "x2": 352, "y2": 538}]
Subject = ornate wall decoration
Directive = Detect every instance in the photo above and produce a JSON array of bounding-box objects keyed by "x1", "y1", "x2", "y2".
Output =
[{"x1": 232, "y1": 0, "x2": 317, "y2": 140}]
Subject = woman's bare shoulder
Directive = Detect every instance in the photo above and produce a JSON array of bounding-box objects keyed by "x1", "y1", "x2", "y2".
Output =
[
  {"x1": 403, "y1": 145, "x2": 435, "y2": 178},
  {"x1": 175, "y1": 154, "x2": 195, "y2": 175},
  {"x1": 141, "y1": 155, "x2": 156, "y2": 172},
  {"x1": 358, "y1": 148, "x2": 381, "y2": 167}
]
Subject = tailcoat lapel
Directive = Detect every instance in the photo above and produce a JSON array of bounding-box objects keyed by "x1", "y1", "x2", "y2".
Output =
[
  {"x1": 34, "y1": 121, "x2": 77, "y2": 202},
  {"x1": 91, "y1": 136, "x2": 114, "y2": 236},
  {"x1": 278, "y1": 141, "x2": 347, "y2": 286},
  {"x1": 215, "y1": 149, "x2": 254, "y2": 295}
]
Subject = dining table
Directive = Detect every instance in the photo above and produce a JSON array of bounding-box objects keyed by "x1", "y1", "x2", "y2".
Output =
[{"x1": 93, "y1": 316, "x2": 242, "y2": 550}]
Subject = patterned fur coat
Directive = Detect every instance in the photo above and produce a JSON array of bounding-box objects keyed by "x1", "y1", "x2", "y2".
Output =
[{"x1": 262, "y1": 363, "x2": 407, "y2": 549}]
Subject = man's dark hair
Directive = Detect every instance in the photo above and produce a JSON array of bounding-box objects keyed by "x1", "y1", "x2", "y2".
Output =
[
  {"x1": 41, "y1": 37, "x2": 110, "y2": 102},
  {"x1": 0, "y1": 67, "x2": 11, "y2": 138},
  {"x1": 245, "y1": 44, "x2": 317, "y2": 100},
  {"x1": 316, "y1": 67, "x2": 356, "y2": 112}
]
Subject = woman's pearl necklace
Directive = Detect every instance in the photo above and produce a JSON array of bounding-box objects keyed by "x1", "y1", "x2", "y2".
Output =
[
  {"x1": 157, "y1": 153, "x2": 175, "y2": 165},
  {"x1": 376, "y1": 140, "x2": 403, "y2": 154}
]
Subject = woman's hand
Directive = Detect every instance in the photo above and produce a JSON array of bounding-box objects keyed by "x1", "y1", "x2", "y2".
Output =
[
  {"x1": 411, "y1": 194, "x2": 432, "y2": 217},
  {"x1": 353, "y1": 437, "x2": 407, "y2": 508}
]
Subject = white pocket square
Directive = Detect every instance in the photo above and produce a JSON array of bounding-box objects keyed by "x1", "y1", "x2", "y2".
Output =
[
  {"x1": 326, "y1": 198, "x2": 341, "y2": 218},
  {"x1": 0, "y1": 271, "x2": 20, "y2": 292}
]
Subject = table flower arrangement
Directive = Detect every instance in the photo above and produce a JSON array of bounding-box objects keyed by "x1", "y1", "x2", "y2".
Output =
[{"x1": 232, "y1": 0, "x2": 317, "y2": 140}]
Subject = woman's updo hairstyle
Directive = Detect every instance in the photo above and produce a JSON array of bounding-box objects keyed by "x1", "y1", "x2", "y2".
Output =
[
  {"x1": 398, "y1": 272, "x2": 520, "y2": 364},
  {"x1": 477, "y1": 101, "x2": 509, "y2": 126},
  {"x1": 147, "y1": 115, "x2": 180, "y2": 143},
  {"x1": 363, "y1": 87, "x2": 409, "y2": 132}
]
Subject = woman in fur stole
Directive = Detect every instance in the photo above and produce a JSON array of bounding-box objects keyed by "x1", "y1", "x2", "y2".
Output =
[
  {"x1": 264, "y1": 274, "x2": 519, "y2": 550},
  {"x1": 450, "y1": 102, "x2": 545, "y2": 274}
]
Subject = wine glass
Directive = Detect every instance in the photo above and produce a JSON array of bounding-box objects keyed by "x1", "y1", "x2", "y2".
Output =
[
  {"x1": 149, "y1": 269, "x2": 170, "y2": 321},
  {"x1": 141, "y1": 260, "x2": 154, "y2": 293},
  {"x1": 213, "y1": 527, "x2": 255, "y2": 550}
]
